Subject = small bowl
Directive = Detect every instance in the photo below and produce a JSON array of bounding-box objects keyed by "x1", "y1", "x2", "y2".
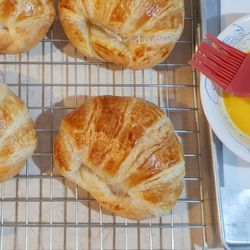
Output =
[{"x1": 200, "y1": 14, "x2": 250, "y2": 162}]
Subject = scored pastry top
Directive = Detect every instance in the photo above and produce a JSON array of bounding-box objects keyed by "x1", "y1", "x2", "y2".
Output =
[
  {"x1": 0, "y1": 0, "x2": 55, "y2": 53},
  {"x1": 54, "y1": 96, "x2": 185, "y2": 220},
  {"x1": 0, "y1": 83, "x2": 37, "y2": 181},
  {"x1": 59, "y1": 0, "x2": 184, "y2": 69}
]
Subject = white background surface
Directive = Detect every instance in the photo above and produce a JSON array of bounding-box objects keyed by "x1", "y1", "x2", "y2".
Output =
[
  {"x1": 210, "y1": 1, "x2": 250, "y2": 249},
  {"x1": 221, "y1": 0, "x2": 250, "y2": 178},
  {"x1": 221, "y1": 0, "x2": 250, "y2": 28}
]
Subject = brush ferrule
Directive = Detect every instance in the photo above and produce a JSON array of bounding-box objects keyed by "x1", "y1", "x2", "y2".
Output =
[{"x1": 226, "y1": 54, "x2": 250, "y2": 96}]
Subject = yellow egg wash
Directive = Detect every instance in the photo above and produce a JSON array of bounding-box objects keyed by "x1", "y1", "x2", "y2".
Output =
[{"x1": 224, "y1": 93, "x2": 250, "y2": 136}]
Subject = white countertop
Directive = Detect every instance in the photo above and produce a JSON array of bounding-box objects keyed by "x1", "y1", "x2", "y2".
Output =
[
  {"x1": 209, "y1": 1, "x2": 250, "y2": 249},
  {"x1": 221, "y1": 0, "x2": 250, "y2": 177},
  {"x1": 222, "y1": 0, "x2": 250, "y2": 28}
]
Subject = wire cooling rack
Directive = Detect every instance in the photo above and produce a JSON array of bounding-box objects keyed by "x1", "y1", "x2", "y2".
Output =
[{"x1": 0, "y1": 0, "x2": 217, "y2": 249}]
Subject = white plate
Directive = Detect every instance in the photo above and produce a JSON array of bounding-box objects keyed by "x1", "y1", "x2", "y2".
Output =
[{"x1": 200, "y1": 14, "x2": 250, "y2": 163}]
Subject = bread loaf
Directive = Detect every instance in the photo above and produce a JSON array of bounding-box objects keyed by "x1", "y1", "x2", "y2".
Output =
[
  {"x1": 54, "y1": 96, "x2": 185, "y2": 220},
  {"x1": 0, "y1": 0, "x2": 55, "y2": 53},
  {"x1": 59, "y1": 0, "x2": 184, "y2": 69},
  {"x1": 0, "y1": 84, "x2": 37, "y2": 181}
]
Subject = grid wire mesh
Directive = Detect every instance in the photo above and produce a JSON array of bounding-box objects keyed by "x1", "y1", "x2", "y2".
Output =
[{"x1": 0, "y1": 0, "x2": 211, "y2": 249}]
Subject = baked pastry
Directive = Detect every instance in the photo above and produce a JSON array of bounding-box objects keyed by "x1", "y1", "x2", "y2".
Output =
[
  {"x1": 0, "y1": 0, "x2": 55, "y2": 53},
  {"x1": 54, "y1": 96, "x2": 185, "y2": 220},
  {"x1": 58, "y1": 0, "x2": 184, "y2": 69},
  {"x1": 0, "y1": 83, "x2": 37, "y2": 181}
]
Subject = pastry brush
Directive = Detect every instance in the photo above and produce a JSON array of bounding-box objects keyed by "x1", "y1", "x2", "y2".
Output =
[{"x1": 189, "y1": 34, "x2": 250, "y2": 96}]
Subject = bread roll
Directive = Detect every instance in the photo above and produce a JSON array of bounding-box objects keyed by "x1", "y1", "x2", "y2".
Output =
[
  {"x1": 59, "y1": 0, "x2": 184, "y2": 69},
  {"x1": 54, "y1": 96, "x2": 185, "y2": 220},
  {"x1": 0, "y1": 84, "x2": 37, "y2": 181},
  {"x1": 0, "y1": 0, "x2": 55, "y2": 53}
]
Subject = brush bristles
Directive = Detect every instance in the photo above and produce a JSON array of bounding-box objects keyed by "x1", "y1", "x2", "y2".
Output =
[{"x1": 189, "y1": 34, "x2": 247, "y2": 89}]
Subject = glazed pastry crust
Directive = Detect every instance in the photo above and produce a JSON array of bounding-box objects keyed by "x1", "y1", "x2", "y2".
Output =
[
  {"x1": 0, "y1": 0, "x2": 55, "y2": 53},
  {"x1": 54, "y1": 96, "x2": 185, "y2": 220},
  {"x1": 58, "y1": 0, "x2": 184, "y2": 69},
  {"x1": 0, "y1": 84, "x2": 37, "y2": 181}
]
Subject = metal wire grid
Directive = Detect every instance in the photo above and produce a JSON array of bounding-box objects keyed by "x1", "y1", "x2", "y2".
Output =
[{"x1": 0, "y1": 0, "x2": 212, "y2": 249}]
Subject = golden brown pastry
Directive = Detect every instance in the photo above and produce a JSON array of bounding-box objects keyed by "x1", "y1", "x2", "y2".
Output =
[
  {"x1": 0, "y1": 0, "x2": 55, "y2": 53},
  {"x1": 0, "y1": 83, "x2": 37, "y2": 181},
  {"x1": 58, "y1": 0, "x2": 184, "y2": 69},
  {"x1": 54, "y1": 96, "x2": 185, "y2": 220}
]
